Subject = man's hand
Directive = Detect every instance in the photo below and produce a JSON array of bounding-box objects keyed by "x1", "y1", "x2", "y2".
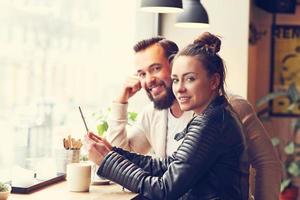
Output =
[
  {"x1": 85, "y1": 132, "x2": 112, "y2": 165},
  {"x1": 115, "y1": 75, "x2": 142, "y2": 104}
]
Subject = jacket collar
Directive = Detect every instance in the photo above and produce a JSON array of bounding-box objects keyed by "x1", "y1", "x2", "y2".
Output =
[
  {"x1": 174, "y1": 95, "x2": 227, "y2": 141},
  {"x1": 202, "y1": 95, "x2": 227, "y2": 115}
]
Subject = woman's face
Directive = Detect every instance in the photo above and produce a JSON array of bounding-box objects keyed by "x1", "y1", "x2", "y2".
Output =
[{"x1": 171, "y1": 56, "x2": 220, "y2": 114}]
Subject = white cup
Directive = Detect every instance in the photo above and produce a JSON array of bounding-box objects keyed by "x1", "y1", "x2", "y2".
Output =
[{"x1": 66, "y1": 163, "x2": 91, "y2": 192}]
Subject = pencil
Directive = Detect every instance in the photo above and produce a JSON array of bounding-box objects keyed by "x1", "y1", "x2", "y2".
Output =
[{"x1": 79, "y1": 106, "x2": 89, "y2": 133}]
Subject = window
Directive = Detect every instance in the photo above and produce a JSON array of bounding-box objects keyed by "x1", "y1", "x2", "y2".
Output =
[{"x1": 0, "y1": 0, "x2": 157, "y2": 182}]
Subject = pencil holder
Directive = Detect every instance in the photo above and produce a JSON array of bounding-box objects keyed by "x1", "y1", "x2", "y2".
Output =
[
  {"x1": 67, "y1": 149, "x2": 80, "y2": 163},
  {"x1": 56, "y1": 149, "x2": 80, "y2": 173}
]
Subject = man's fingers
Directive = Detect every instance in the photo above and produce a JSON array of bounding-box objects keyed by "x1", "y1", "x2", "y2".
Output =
[
  {"x1": 132, "y1": 82, "x2": 142, "y2": 93},
  {"x1": 124, "y1": 76, "x2": 142, "y2": 92},
  {"x1": 115, "y1": 75, "x2": 142, "y2": 103}
]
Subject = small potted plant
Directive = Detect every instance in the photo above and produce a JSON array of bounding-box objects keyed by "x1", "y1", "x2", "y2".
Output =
[{"x1": 0, "y1": 182, "x2": 11, "y2": 200}]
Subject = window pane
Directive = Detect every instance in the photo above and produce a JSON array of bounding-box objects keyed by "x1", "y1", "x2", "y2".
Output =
[{"x1": 0, "y1": 0, "x2": 154, "y2": 182}]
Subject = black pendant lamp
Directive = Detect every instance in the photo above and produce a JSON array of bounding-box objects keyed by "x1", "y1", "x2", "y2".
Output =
[
  {"x1": 175, "y1": 0, "x2": 209, "y2": 28},
  {"x1": 141, "y1": 0, "x2": 183, "y2": 13}
]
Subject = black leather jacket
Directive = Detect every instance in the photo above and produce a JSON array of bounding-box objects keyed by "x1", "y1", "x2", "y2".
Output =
[{"x1": 98, "y1": 96, "x2": 249, "y2": 200}]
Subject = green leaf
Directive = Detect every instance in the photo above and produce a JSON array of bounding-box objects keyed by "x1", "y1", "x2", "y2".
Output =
[
  {"x1": 128, "y1": 112, "x2": 138, "y2": 122},
  {"x1": 287, "y1": 103, "x2": 298, "y2": 112},
  {"x1": 94, "y1": 107, "x2": 137, "y2": 137},
  {"x1": 284, "y1": 142, "x2": 295, "y2": 155},
  {"x1": 0, "y1": 182, "x2": 9, "y2": 192},
  {"x1": 271, "y1": 137, "x2": 280, "y2": 147},
  {"x1": 281, "y1": 179, "x2": 291, "y2": 192},
  {"x1": 287, "y1": 83, "x2": 300, "y2": 103},
  {"x1": 288, "y1": 161, "x2": 300, "y2": 176},
  {"x1": 80, "y1": 155, "x2": 88, "y2": 161},
  {"x1": 97, "y1": 121, "x2": 108, "y2": 136}
]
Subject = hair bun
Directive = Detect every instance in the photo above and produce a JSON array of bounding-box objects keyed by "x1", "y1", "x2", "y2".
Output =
[{"x1": 193, "y1": 32, "x2": 221, "y2": 54}]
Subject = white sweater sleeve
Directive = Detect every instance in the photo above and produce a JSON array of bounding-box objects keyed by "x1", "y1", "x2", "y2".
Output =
[
  {"x1": 229, "y1": 96, "x2": 282, "y2": 200},
  {"x1": 105, "y1": 102, "x2": 151, "y2": 154}
]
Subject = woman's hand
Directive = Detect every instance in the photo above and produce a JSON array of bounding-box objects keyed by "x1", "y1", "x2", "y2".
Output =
[
  {"x1": 85, "y1": 132, "x2": 112, "y2": 165},
  {"x1": 87, "y1": 132, "x2": 112, "y2": 150}
]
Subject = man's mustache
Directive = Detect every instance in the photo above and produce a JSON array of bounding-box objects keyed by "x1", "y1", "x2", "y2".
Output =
[{"x1": 145, "y1": 80, "x2": 165, "y2": 93}]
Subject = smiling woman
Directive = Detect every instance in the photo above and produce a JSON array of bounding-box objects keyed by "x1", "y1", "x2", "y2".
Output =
[{"x1": 0, "y1": 0, "x2": 157, "y2": 182}]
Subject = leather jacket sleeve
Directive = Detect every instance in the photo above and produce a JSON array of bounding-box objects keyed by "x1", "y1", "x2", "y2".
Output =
[
  {"x1": 97, "y1": 108, "x2": 231, "y2": 200},
  {"x1": 111, "y1": 147, "x2": 174, "y2": 176}
]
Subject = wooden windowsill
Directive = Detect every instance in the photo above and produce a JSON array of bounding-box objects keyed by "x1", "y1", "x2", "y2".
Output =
[{"x1": 10, "y1": 181, "x2": 136, "y2": 200}]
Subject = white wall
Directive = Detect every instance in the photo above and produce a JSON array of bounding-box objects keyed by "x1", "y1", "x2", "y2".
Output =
[
  {"x1": 160, "y1": 0, "x2": 250, "y2": 98},
  {"x1": 95, "y1": 1, "x2": 158, "y2": 111}
]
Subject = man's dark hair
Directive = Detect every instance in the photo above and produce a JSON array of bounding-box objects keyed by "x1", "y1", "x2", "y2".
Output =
[{"x1": 133, "y1": 37, "x2": 179, "y2": 62}]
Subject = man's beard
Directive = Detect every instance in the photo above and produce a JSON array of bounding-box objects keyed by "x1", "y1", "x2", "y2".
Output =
[{"x1": 146, "y1": 84, "x2": 175, "y2": 110}]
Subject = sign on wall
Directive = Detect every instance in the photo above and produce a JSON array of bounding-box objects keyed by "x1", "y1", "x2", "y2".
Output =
[{"x1": 270, "y1": 25, "x2": 300, "y2": 116}]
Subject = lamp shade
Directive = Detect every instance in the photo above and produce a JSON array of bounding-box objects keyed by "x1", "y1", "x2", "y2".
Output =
[
  {"x1": 141, "y1": 0, "x2": 183, "y2": 13},
  {"x1": 175, "y1": 0, "x2": 209, "y2": 28}
]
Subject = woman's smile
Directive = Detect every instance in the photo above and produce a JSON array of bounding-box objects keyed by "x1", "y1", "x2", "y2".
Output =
[{"x1": 177, "y1": 96, "x2": 191, "y2": 104}]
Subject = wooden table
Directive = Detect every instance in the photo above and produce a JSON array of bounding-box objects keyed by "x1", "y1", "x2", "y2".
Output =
[{"x1": 10, "y1": 181, "x2": 137, "y2": 200}]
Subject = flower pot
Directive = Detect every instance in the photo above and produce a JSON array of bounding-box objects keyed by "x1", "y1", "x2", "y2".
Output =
[
  {"x1": 0, "y1": 184, "x2": 11, "y2": 200},
  {"x1": 280, "y1": 186, "x2": 298, "y2": 200}
]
